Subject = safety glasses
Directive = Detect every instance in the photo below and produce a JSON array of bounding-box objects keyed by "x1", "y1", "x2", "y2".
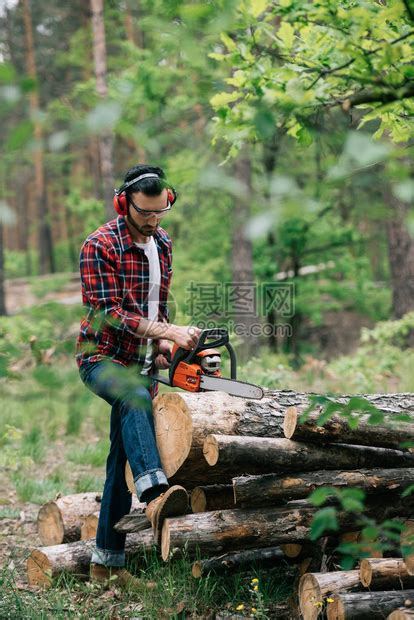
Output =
[{"x1": 129, "y1": 197, "x2": 172, "y2": 219}]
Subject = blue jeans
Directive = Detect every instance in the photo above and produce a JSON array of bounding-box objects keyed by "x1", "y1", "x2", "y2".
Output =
[{"x1": 79, "y1": 360, "x2": 168, "y2": 567}]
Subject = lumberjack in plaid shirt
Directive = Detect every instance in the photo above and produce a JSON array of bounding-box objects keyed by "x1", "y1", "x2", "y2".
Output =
[
  {"x1": 76, "y1": 165, "x2": 200, "y2": 576},
  {"x1": 76, "y1": 215, "x2": 172, "y2": 398}
]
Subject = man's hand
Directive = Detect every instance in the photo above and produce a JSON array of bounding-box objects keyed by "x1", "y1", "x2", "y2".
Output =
[
  {"x1": 165, "y1": 325, "x2": 202, "y2": 350},
  {"x1": 154, "y1": 339, "x2": 172, "y2": 370},
  {"x1": 136, "y1": 319, "x2": 201, "y2": 350}
]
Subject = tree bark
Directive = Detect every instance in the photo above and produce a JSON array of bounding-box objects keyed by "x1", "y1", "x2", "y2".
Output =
[
  {"x1": 191, "y1": 546, "x2": 286, "y2": 578},
  {"x1": 327, "y1": 590, "x2": 414, "y2": 620},
  {"x1": 359, "y1": 558, "x2": 413, "y2": 589},
  {"x1": 22, "y1": 0, "x2": 54, "y2": 274},
  {"x1": 190, "y1": 485, "x2": 235, "y2": 513},
  {"x1": 384, "y1": 186, "x2": 414, "y2": 319},
  {"x1": 37, "y1": 493, "x2": 102, "y2": 545},
  {"x1": 231, "y1": 153, "x2": 260, "y2": 360},
  {"x1": 90, "y1": 0, "x2": 115, "y2": 221},
  {"x1": 0, "y1": 224, "x2": 6, "y2": 315},
  {"x1": 299, "y1": 570, "x2": 360, "y2": 620},
  {"x1": 125, "y1": 391, "x2": 414, "y2": 489},
  {"x1": 27, "y1": 531, "x2": 155, "y2": 587},
  {"x1": 204, "y1": 435, "x2": 414, "y2": 475},
  {"x1": 284, "y1": 406, "x2": 414, "y2": 450},
  {"x1": 161, "y1": 496, "x2": 414, "y2": 561},
  {"x1": 233, "y1": 469, "x2": 414, "y2": 507}
]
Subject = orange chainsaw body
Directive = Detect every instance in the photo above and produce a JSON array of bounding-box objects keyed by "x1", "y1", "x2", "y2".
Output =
[{"x1": 170, "y1": 344, "x2": 221, "y2": 392}]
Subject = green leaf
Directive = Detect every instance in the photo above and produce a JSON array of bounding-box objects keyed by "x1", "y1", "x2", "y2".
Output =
[
  {"x1": 210, "y1": 91, "x2": 240, "y2": 108},
  {"x1": 310, "y1": 507, "x2": 339, "y2": 540},
  {"x1": 308, "y1": 486, "x2": 337, "y2": 507},
  {"x1": 277, "y1": 22, "x2": 295, "y2": 49},
  {"x1": 249, "y1": 0, "x2": 268, "y2": 18},
  {"x1": 341, "y1": 497, "x2": 365, "y2": 512},
  {"x1": 402, "y1": 484, "x2": 414, "y2": 498},
  {"x1": 367, "y1": 411, "x2": 384, "y2": 425},
  {"x1": 0, "y1": 63, "x2": 16, "y2": 83}
]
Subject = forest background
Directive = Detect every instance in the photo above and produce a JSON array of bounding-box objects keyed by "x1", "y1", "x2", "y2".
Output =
[{"x1": 1, "y1": 0, "x2": 414, "y2": 617}]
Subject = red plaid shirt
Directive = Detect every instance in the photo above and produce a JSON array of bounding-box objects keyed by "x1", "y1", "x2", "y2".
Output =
[{"x1": 76, "y1": 216, "x2": 172, "y2": 398}]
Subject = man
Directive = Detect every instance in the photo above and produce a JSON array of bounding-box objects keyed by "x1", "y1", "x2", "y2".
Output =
[{"x1": 76, "y1": 164, "x2": 200, "y2": 587}]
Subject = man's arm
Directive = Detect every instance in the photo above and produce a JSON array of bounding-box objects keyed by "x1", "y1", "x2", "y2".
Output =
[
  {"x1": 135, "y1": 318, "x2": 200, "y2": 350},
  {"x1": 80, "y1": 240, "x2": 143, "y2": 335}
]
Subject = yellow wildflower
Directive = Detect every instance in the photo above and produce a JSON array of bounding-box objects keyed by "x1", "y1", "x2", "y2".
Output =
[
  {"x1": 236, "y1": 604, "x2": 244, "y2": 611},
  {"x1": 251, "y1": 578, "x2": 259, "y2": 584},
  {"x1": 327, "y1": 597, "x2": 334, "y2": 603},
  {"x1": 313, "y1": 601, "x2": 323, "y2": 607},
  {"x1": 251, "y1": 608, "x2": 257, "y2": 614},
  {"x1": 253, "y1": 585, "x2": 259, "y2": 592}
]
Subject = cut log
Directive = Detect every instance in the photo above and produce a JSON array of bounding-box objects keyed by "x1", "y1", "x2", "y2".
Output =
[
  {"x1": 124, "y1": 391, "x2": 414, "y2": 488},
  {"x1": 204, "y1": 435, "x2": 414, "y2": 475},
  {"x1": 299, "y1": 570, "x2": 360, "y2": 620},
  {"x1": 388, "y1": 609, "x2": 414, "y2": 619},
  {"x1": 401, "y1": 521, "x2": 414, "y2": 575},
  {"x1": 161, "y1": 496, "x2": 414, "y2": 561},
  {"x1": 284, "y1": 406, "x2": 414, "y2": 450},
  {"x1": 191, "y1": 485, "x2": 234, "y2": 513},
  {"x1": 327, "y1": 591, "x2": 414, "y2": 620},
  {"x1": 114, "y1": 510, "x2": 151, "y2": 534},
  {"x1": 80, "y1": 512, "x2": 99, "y2": 540},
  {"x1": 360, "y1": 558, "x2": 412, "y2": 588},
  {"x1": 232, "y1": 468, "x2": 414, "y2": 507},
  {"x1": 37, "y1": 493, "x2": 102, "y2": 545},
  {"x1": 151, "y1": 392, "x2": 193, "y2": 478},
  {"x1": 26, "y1": 531, "x2": 155, "y2": 587},
  {"x1": 191, "y1": 546, "x2": 286, "y2": 578}
]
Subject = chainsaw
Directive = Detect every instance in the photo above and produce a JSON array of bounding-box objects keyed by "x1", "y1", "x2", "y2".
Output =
[{"x1": 150, "y1": 328, "x2": 264, "y2": 400}]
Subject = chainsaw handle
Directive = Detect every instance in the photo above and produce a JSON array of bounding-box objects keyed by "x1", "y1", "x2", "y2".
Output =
[{"x1": 168, "y1": 328, "x2": 237, "y2": 384}]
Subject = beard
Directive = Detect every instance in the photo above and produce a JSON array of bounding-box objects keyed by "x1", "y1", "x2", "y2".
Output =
[{"x1": 126, "y1": 214, "x2": 158, "y2": 237}]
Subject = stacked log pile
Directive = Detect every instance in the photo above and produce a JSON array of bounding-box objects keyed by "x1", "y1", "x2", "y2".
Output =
[
  {"x1": 123, "y1": 390, "x2": 414, "y2": 619},
  {"x1": 26, "y1": 388, "x2": 414, "y2": 618}
]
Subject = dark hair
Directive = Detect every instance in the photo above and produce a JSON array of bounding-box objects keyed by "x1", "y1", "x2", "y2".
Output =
[{"x1": 123, "y1": 164, "x2": 167, "y2": 197}]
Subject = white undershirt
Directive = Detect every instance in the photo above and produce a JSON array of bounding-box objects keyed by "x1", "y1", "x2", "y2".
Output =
[{"x1": 134, "y1": 237, "x2": 161, "y2": 375}]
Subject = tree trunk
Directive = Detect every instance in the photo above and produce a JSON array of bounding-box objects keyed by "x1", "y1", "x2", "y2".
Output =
[
  {"x1": 299, "y1": 570, "x2": 360, "y2": 620},
  {"x1": 401, "y1": 521, "x2": 414, "y2": 576},
  {"x1": 327, "y1": 590, "x2": 414, "y2": 620},
  {"x1": 284, "y1": 406, "x2": 414, "y2": 450},
  {"x1": 359, "y1": 558, "x2": 413, "y2": 588},
  {"x1": 388, "y1": 609, "x2": 414, "y2": 620},
  {"x1": 37, "y1": 493, "x2": 103, "y2": 545},
  {"x1": 204, "y1": 435, "x2": 414, "y2": 475},
  {"x1": 0, "y1": 224, "x2": 6, "y2": 315},
  {"x1": 27, "y1": 531, "x2": 155, "y2": 587},
  {"x1": 231, "y1": 153, "x2": 260, "y2": 360},
  {"x1": 190, "y1": 485, "x2": 235, "y2": 513},
  {"x1": 191, "y1": 546, "x2": 286, "y2": 578},
  {"x1": 161, "y1": 496, "x2": 414, "y2": 561},
  {"x1": 233, "y1": 469, "x2": 414, "y2": 507},
  {"x1": 125, "y1": 391, "x2": 414, "y2": 489},
  {"x1": 90, "y1": 0, "x2": 115, "y2": 221},
  {"x1": 384, "y1": 187, "x2": 414, "y2": 318},
  {"x1": 22, "y1": 0, "x2": 54, "y2": 274}
]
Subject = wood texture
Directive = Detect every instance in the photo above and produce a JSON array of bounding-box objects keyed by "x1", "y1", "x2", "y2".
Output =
[
  {"x1": 283, "y1": 406, "x2": 414, "y2": 450},
  {"x1": 327, "y1": 590, "x2": 414, "y2": 620},
  {"x1": 299, "y1": 570, "x2": 360, "y2": 620},
  {"x1": 233, "y1": 468, "x2": 414, "y2": 507}
]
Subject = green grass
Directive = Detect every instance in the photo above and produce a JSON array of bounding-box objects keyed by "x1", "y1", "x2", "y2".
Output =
[
  {"x1": 74, "y1": 474, "x2": 105, "y2": 493},
  {"x1": 68, "y1": 439, "x2": 110, "y2": 467},
  {"x1": 11, "y1": 472, "x2": 71, "y2": 504},
  {"x1": 0, "y1": 551, "x2": 294, "y2": 619}
]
